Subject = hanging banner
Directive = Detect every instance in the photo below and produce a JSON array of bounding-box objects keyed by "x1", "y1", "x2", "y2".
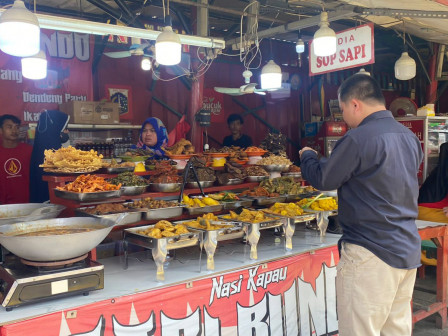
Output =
[
  {"x1": 0, "y1": 246, "x2": 340, "y2": 335},
  {"x1": 309, "y1": 23, "x2": 375, "y2": 76},
  {"x1": 203, "y1": 88, "x2": 226, "y2": 123},
  {"x1": 0, "y1": 29, "x2": 94, "y2": 123}
]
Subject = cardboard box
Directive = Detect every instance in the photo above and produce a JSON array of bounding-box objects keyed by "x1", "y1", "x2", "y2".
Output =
[
  {"x1": 59, "y1": 101, "x2": 95, "y2": 124},
  {"x1": 59, "y1": 101, "x2": 120, "y2": 125}
]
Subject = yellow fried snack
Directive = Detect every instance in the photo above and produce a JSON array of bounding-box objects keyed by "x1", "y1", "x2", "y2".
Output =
[
  {"x1": 138, "y1": 220, "x2": 189, "y2": 238},
  {"x1": 184, "y1": 213, "x2": 231, "y2": 230},
  {"x1": 222, "y1": 209, "x2": 275, "y2": 223},
  {"x1": 267, "y1": 203, "x2": 304, "y2": 217},
  {"x1": 56, "y1": 174, "x2": 121, "y2": 193},
  {"x1": 40, "y1": 146, "x2": 103, "y2": 172}
]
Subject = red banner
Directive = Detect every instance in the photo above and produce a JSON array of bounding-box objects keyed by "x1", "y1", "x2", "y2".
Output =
[
  {"x1": 0, "y1": 246, "x2": 339, "y2": 335},
  {"x1": 0, "y1": 29, "x2": 93, "y2": 124}
]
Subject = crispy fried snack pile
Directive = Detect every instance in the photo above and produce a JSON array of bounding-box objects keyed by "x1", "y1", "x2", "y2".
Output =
[
  {"x1": 56, "y1": 174, "x2": 121, "y2": 193},
  {"x1": 40, "y1": 146, "x2": 103, "y2": 173}
]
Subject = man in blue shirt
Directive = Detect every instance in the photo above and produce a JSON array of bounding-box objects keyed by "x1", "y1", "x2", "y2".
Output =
[{"x1": 300, "y1": 74, "x2": 423, "y2": 336}]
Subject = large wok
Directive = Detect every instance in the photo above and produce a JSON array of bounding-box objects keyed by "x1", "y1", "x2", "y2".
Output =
[
  {"x1": 0, "y1": 216, "x2": 124, "y2": 261},
  {"x1": 0, "y1": 203, "x2": 66, "y2": 225}
]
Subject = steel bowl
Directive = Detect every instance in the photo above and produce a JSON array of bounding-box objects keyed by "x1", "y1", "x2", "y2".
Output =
[
  {"x1": 0, "y1": 203, "x2": 66, "y2": 226},
  {"x1": 262, "y1": 164, "x2": 290, "y2": 172},
  {"x1": 0, "y1": 216, "x2": 125, "y2": 261},
  {"x1": 245, "y1": 175, "x2": 269, "y2": 182},
  {"x1": 186, "y1": 181, "x2": 215, "y2": 189},
  {"x1": 281, "y1": 172, "x2": 302, "y2": 178},
  {"x1": 149, "y1": 183, "x2": 182, "y2": 193},
  {"x1": 121, "y1": 185, "x2": 147, "y2": 196}
]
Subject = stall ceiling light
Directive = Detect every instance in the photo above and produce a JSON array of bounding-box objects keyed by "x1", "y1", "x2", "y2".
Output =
[
  {"x1": 260, "y1": 60, "x2": 282, "y2": 90},
  {"x1": 155, "y1": 25, "x2": 181, "y2": 66},
  {"x1": 394, "y1": 51, "x2": 416, "y2": 80},
  {"x1": 22, "y1": 50, "x2": 47, "y2": 80},
  {"x1": 0, "y1": 9, "x2": 225, "y2": 50},
  {"x1": 141, "y1": 57, "x2": 152, "y2": 71},
  {"x1": 0, "y1": 0, "x2": 40, "y2": 57},
  {"x1": 313, "y1": 12, "x2": 336, "y2": 57},
  {"x1": 296, "y1": 38, "x2": 305, "y2": 54}
]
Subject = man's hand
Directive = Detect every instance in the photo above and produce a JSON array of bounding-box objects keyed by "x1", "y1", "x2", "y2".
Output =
[{"x1": 299, "y1": 147, "x2": 317, "y2": 158}]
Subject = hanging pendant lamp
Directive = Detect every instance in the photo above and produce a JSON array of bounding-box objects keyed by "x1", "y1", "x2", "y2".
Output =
[
  {"x1": 141, "y1": 57, "x2": 152, "y2": 71},
  {"x1": 0, "y1": 0, "x2": 40, "y2": 57},
  {"x1": 394, "y1": 46, "x2": 416, "y2": 80},
  {"x1": 260, "y1": 60, "x2": 282, "y2": 90},
  {"x1": 21, "y1": 50, "x2": 47, "y2": 80},
  {"x1": 313, "y1": 11, "x2": 336, "y2": 57},
  {"x1": 155, "y1": 14, "x2": 181, "y2": 66}
]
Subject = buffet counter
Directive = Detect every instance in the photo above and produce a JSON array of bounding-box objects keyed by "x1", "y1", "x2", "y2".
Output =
[{"x1": 0, "y1": 228, "x2": 341, "y2": 335}]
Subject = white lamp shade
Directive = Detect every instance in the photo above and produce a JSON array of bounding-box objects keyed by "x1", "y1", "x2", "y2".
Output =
[
  {"x1": 260, "y1": 60, "x2": 282, "y2": 90},
  {"x1": 296, "y1": 39, "x2": 305, "y2": 53},
  {"x1": 394, "y1": 52, "x2": 416, "y2": 80},
  {"x1": 141, "y1": 57, "x2": 152, "y2": 71},
  {"x1": 0, "y1": 0, "x2": 40, "y2": 57},
  {"x1": 155, "y1": 26, "x2": 181, "y2": 66},
  {"x1": 313, "y1": 12, "x2": 336, "y2": 57},
  {"x1": 21, "y1": 50, "x2": 47, "y2": 80}
]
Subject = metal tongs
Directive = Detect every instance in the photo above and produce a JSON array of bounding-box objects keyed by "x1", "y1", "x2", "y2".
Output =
[
  {"x1": 178, "y1": 158, "x2": 206, "y2": 203},
  {"x1": 303, "y1": 193, "x2": 324, "y2": 209}
]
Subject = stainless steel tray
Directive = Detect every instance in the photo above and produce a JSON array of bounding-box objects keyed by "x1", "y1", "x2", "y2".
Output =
[
  {"x1": 262, "y1": 164, "x2": 290, "y2": 172},
  {"x1": 143, "y1": 205, "x2": 185, "y2": 220},
  {"x1": 219, "y1": 215, "x2": 282, "y2": 229},
  {"x1": 106, "y1": 166, "x2": 135, "y2": 174},
  {"x1": 218, "y1": 178, "x2": 244, "y2": 186},
  {"x1": 281, "y1": 172, "x2": 301, "y2": 178},
  {"x1": 221, "y1": 199, "x2": 253, "y2": 210},
  {"x1": 241, "y1": 195, "x2": 287, "y2": 206},
  {"x1": 0, "y1": 203, "x2": 66, "y2": 225},
  {"x1": 245, "y1": 175, "x2": 269, "y2": 182},
  {"x1": 263, "y1": 210, "x2": 316, "y2": 223},
  {"x1": 121, "y1": 185, "x2": 147, "y2": 196},
  {"x1": 185, "y1": 204, "x2": 223, "y2": 215},
  {"x1": 123, "y1": 225, "x2": 201, "y2": 281},
  {"x1": 75, "y1": 207, "x2": 142, "y2": 226},
  {"x1": 54, "y1": 188, "x2": 122, "y2": 202},
  {"x1": 186, "y1": 181, "x2": 214, "y2": 189}
]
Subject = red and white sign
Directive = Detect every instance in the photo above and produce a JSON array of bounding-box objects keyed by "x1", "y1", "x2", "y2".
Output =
[
  {"x1": 203, "y1": 88, "x2": 225, "y2": 123},
  {"x1": 0, "y1": 246, "x2": 340, "y2": 336},
  {"x1": 309, "y1": 23, "x2": 375, "y2": 76}
]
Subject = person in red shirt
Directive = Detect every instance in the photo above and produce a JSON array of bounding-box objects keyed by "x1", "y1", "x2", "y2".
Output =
[{"x1": 0, "y1": 115, "x2": 32, "y2": 204}]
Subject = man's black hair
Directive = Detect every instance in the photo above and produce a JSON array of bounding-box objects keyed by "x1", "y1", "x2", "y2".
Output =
[
  {"x1": 338, "y1": 74, "x2": 385, "y2": 106},
  {"x1": 0, "y1": 114, "x2": 21, "y2": 128},
  {"x1": 227, "y1": 114, "x2": 244, "y2": 125}
]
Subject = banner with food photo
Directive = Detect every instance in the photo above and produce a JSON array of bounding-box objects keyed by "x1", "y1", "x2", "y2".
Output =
[{"x1": 1, "y1": 246, "x2": 339, "y2": 335}]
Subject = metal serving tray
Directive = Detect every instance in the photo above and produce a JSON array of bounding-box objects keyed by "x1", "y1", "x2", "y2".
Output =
[
  {"x1": 245, "y1": 175, "x2": 269, "y2": 183},
  {"x1": 123, "y1": 224, "x2": 201, "y2": 281},
  {"x1": 54, "y1": 189, "x2": 122, "y2": 202},
  {"x1": 181, "y1": 220, "x2": 244, "y2": 270},
  {"x1": 106, "y1": 166, "x2": 135, "y2": 174},
  {"x1": 240, "y1": 195, "x2": 287, "y2": 206},
  {"x1": 303, "y1": 209, "x2": 338, "y2": 236},
  {"x1": 75, "y1": 207, "x2": 142, "y2": 226},
  {"x1": 185, "y1": 204, "x2": 223, "y2": 215},
  {"x1": 221, "y1": 199, "x2": 253, "y2": 210},
  {"x1": 120, "y1": 185, "x2": 147, "y2": 196},
  {"x1": 218, "y1": 178, "x2": 244, "y2": 186},
  {"x1": 142, "y1": 205, "x2": 185, "y2": 220}
]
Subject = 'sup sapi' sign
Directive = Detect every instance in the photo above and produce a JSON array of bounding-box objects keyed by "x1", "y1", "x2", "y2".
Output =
[{"x1": 309, "y1": 23, "x2": 375, "y2": 76}]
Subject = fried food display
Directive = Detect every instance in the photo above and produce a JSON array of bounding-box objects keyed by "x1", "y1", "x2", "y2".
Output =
[
  {"x1": 40, "y1": 146, "x2": 103, "y2": 173},
  {"x1": 222, "y1": 209, "x2": 275, "y2": 223},
  {"x1": 266, "y1": 202, "x2": 304, "y2": 217},
  {"x1": 244, "y1": 166, "x2": 269, "y2": 177},
  {"x1": 104, "y1": 160, "x2": 135, "y2": 168},
  {"x1": 148, "y1": 161, "x2": 182, "y2": 183},
  {"x1": 165, "y1": 139, "x2": 195, "y2": 156},
  {"x1": 208, "y1": 192, "x2": 239, "y2": 202},
  {"x1": 245, "y1": 146, "x2": 266, "y2": 152},
  {"x1": 297, "y1": 197, "x2": 338, "y2": 211},
  {"x1": 256, "y1": 155, "x2": 292, "y2": 166},
  {"x1": 130, "y1": 197, "x2": 179, "y2": 209},
  {"x1": 108, "y1": 172, "x2": 148, "y2": 186},
  {"x1": 185, "y1": 213, "x2": 232, "y2": 230},
  {"x1": 83, "y1": 203, "x2": 128, "y2": 215},
  {"x1": 182, "y1": 195, "x2": 220, "y2": 207},
  {"x1": 260, "y1": 177, "x2": 310, "y2": 195},
  {"x1": 56, "y1": 174, "x2": 121, "y2": 193},
  {"x1": 137, "y1": 220, "x2": 189, "y2": 238},
  {"x1": 239, "y1": 186, "x2": 279, "y2": 197}
]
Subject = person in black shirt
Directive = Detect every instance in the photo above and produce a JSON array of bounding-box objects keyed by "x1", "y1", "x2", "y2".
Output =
[{"x1": 222, "y1": 114, "x2": 253, "y2": 148}]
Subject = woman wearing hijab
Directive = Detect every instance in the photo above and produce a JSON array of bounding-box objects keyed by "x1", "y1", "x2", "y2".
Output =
[
  {"x1": 29, "y1": 110, "x2": 70, "y2": 203},
  {"x1": 132, "y1": 117, "x2": 169, "y2": 159}
]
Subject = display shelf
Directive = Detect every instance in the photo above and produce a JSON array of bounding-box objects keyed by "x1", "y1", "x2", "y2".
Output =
[{"x1": 28, "y1": 123, "x2": 141, "y2": 130}]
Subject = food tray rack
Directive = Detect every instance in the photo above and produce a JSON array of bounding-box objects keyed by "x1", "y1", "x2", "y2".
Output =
[
  {"x1": 123, "y1": 224, "x2": 202, "y2": 281},
  {"x1": 54, "y1": 189, "x2": 122, "y2": 202},
  {"x1": 185, "y1": 204, "x2": 224, "y2": 215},
  {"x1": 219, "y1": 215, "x2": 282, "y2": 260},
  {"x1": 75, "y1": 206, "x2": 143, "y2": 226},
  {"x1": 303, "y1": 209, "x2": 338, "y2": 236},
  {"x1": 221, "y1": 199, "x2": 253, "y2": 210},
  {"x1": 179, "y1": 220, "x2": 244, "y2": 271},
  {"x1": 141, "y1": 205, "x2": 185, "y2": 220}
]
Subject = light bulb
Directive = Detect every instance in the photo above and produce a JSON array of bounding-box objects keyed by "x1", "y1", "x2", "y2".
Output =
[
  {"x1": 260, "y1": 60, "x2": 282, "y2": 90},
  {"x1": 141, "y1": 57, "x2": 152, "y2": 71},
  {"x1": 394, "y1": 52, "x2": 416, "y2": 80},
  {"x1": 21, "y1": 50, "x2": 47, "y2": 80},
  {"x1": 313, "y1": 12, "x2": 336, "y2": 57},
  {"x1": 155, "y1": 26, "x2": 181, "y2": 66},
  {"x1": 0, "y1": 0, "x2": 40, "y2": 57},
  {"x1": 296, "y1": 38, "x2": 305, "y2": 53}
]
